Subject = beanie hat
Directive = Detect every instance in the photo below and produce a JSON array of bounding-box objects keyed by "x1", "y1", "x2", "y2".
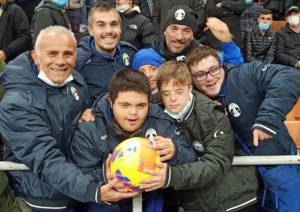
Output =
[
  {"x1": 163, "y1": 5, "x2": 198, "y2": 33},
  {"x1": 131, "y1": 48, "x2": 164, "y2": 70}
]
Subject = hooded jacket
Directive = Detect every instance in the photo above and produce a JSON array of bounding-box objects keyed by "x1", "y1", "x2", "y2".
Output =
[
  {"x1": 0, "y1": 52, "x2": 100, "y2": 209},
  {"x1": 120, "y1": 6, "x2": 156, "y2": 49},
  {"x1": 75, "y1": 36, "x2": 137, "y2": 104},
  {"x1": 166, "y1": 91, "x2": 258, "y2": 211},
  {"x1": 220, "y1": 61, "x2": 300, "y2": 155},
  {"x1": 0, "y1": 2, "x2": 32, "y2": 62}
]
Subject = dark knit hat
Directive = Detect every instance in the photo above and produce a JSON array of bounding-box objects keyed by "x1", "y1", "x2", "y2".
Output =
[
  {"x1": 131, "y1": 48, "x2": 164, "y2": 70},
  {"x1": 163, "y1": 5, "x2": 198, "y2": 33},
  {"x1": 286, "y1": 6, "x2": 300, "y2": 16}
]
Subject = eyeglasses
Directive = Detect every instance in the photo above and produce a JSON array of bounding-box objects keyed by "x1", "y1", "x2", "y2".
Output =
[{"x1": 190, "y1": 65, "x2": 222, "y2": 81}]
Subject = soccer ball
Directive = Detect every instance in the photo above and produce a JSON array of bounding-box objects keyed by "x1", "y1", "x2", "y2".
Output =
[{"x1": 110, "y1": 137, "x2": 160, "y2": 191}]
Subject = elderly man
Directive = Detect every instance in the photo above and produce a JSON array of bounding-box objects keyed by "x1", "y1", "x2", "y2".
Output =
[{"x1": 0, "y1": 26, "x2": 137, "y2": 211}]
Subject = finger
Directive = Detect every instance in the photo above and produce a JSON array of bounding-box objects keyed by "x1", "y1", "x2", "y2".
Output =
[
  {"x1": 159, "y1": 155, "x2": 171, "y2": 162},
  {"x1": 253, "y1": 131, "x2": 259, "y2": 146}
]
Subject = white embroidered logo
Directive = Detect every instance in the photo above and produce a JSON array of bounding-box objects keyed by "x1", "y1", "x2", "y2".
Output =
[
  {"x1": 175, "y1": 9, "x2": 185, "y2": 21},
  {"x1": 228, "y1": 103, "x2": 241, "y2": 117},
  {"x1": 70, "y1": 86, "x2": 80, "y2": 101},
  {"x1": 123, "y1": 53, "x2": 130, "y2": 66}
]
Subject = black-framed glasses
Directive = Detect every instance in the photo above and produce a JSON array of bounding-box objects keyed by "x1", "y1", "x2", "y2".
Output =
[{"x1": 191, "y1": 65, "x2": 222, "y2": 81}]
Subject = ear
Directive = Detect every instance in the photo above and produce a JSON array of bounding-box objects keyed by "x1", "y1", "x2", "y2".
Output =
[
  {"x1": 108, "y1": 97, "x2": 113, "y2": 108},
  {"x1": 31, "y1": 50, "x2": 40, "y2": 70},
  {"x1": 88, "y1": 24, "x2": 93, "y2": 37}
]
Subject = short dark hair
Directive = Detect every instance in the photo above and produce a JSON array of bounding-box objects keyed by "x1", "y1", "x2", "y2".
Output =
[
  {"x1": 186, "y1": 46, "x2": 220, "y2": 69},
  {"x1": 88, "y1": 2, "x2": 121, "y2": 25},
  {"x1": 109, "y1": 68, "x2": 151, "y2": 103},
  {"x1": 260, "y1": 9, "x2": 273, "y2": 16}
]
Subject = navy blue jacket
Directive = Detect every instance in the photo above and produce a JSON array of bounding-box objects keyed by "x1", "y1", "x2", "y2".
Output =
[
  {"x1": 220, "y1": 61, "x2": 300, "y2": 155},
  {"x1": 70, "y1": 96, "x2": 197, "y2": 173},
  {"x1": 75, "y1": 36, "x2": 137, "y2": 104},
  {"x1": 0, "y1": 52, "x2": 100, "y2": 209}
]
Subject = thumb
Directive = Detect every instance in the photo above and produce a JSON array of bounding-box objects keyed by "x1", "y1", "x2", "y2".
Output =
[
  {"x1": 253, "y1": 130, "x2": 259, "y2": 146},
  {"x1": 106, "y1": 178, "x2": 119, "y2": 189}
]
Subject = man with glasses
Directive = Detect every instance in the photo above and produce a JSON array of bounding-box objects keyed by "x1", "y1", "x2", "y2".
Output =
[{"x1": 186, "y1": 45, "x2": 300, "y2": 156}]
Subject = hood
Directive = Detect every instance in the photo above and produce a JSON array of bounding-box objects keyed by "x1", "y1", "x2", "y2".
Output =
[
  {"x1": 151, "y1": 35, "x2": 199, "y2": 61},
  {"x1": 35, "y1": 0, "x2": 63, "y2": 12},
  {"x1": 0, "y1": 52, "x2": 42, "y2": 89}
]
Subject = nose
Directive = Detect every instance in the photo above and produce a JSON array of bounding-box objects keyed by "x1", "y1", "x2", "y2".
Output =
[
  {"x1": 129, "y1": 106, "x2": 138, "y2": 115},
  {"x1": 174, "y1": 30, "x2": 184, "y2": 40},
  {"x1": 55, "y1": 54, "x2": 65, "y2": 65},
  {"x1": 170, "y1": 92, "x2": 177, "y2": 102}
]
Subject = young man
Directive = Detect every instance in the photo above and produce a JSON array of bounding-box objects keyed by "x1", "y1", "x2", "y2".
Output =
[
  {"x1": 275, "y1": 6, "x2": 300, "y2": 69},
  {"x1": 0, "y1": 26, "x2": 137, "y2": 211},
  {"x1": 186, "y1": 46, "x2": 300, "y2": 156},
  {"x1": 70, "y1": 69, "x2": 197, "y2": 211},
  {"x1": 75, "y1": 2, "x2": 137, "y2": 103},
  {"x1": 245, "y1": 9, "x2": 276, "y2": 64},
  {"x1": 131, "y1": 48, "x2": 164, "y2": 103},
  {"x1": 140, "y1": 61, "x2": 258, "y2": 211}
]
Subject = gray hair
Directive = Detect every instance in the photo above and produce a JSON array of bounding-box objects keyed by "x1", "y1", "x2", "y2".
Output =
[{"x1": 35, "y1": 26, "x2": 77, "y2": 54}]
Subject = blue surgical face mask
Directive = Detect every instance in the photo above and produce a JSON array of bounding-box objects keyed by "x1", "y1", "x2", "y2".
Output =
[
  {"x1": 245, "y1": 0, "x2": 253, "y2": 4},
  {"x1": 258, "y1": 22, "x2": 270, "y2": 31},
  {"x1": 53, "y1": 0, "x2": 68, "y2": 7}
]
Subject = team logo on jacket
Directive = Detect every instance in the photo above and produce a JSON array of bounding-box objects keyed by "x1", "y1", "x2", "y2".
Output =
[
  {"x1": 175, "y1": 9, "x2": 185, "y2": 21},
  {"x1": 70, "y1": 86, "x2": 80, "y2": 101},
  {"x1": 123, "y1": 53, "x2": 130, "y2": 66},
  {"x1": 228, "y1": 103, "x2": 241, "y2": 117}
]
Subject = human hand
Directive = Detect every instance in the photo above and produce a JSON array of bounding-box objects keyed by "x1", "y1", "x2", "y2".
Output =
[
  {"x1": 206, "y1": 17, "x2": 233, "y2": 43},
  {"x1": 99, "y1": 179, "x2": 139, "y2": 202},
  {"x1": 216, "y1": 2, "x2": 222, "y2": 8},
  {"x1": 0, "y1": 50, "x2": 6, "y2": 61},
  {"x1": 295, "y1": 61, "x2": 300, "y2": 69},
  {"x1": 79, "y1": 108, "x2": 95, "y2": 123},
  {"x1": 152, "y1": 136, "x2": 175, "y2": 162},
  {"x1": 140, "y1": 162, "x2": 168, "y2": 192},
  {"x1": 252, "y1": 128, "x2": 272, "y2": 146}
]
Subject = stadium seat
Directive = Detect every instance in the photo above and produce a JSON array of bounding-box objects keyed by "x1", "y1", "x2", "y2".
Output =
[
  {"x1": 271, "y1": 20, "x2": 286, "y2": 31},
  {"x1": 286, "y1": 98, "x2": 300, "y2": 121},
  {"x1": 285, "y1": 121, "x2": 300, "y2": 153}
]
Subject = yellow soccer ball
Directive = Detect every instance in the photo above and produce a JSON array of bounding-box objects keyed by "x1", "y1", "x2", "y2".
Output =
[{"x1": 110, "y1": 137, "x2": 160, "y2": 191}]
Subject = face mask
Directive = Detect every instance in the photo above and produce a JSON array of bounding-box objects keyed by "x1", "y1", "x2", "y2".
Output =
[
  {"x1": 53, "y1": 0, "x2": 68, "y2": 7},
  {"x1": 245, "y1": 0, "x2": 253, "y2": 4},
  {"x1": 288, "y1": 15, "x2": 300, "y2": 26},
  {"x1": 258, "y1": 22, "x2": 270, "y2": 31},
  {"x1": 38, "y1": 69, "x2": 73, "y2": 87},
  {"x1": 116, "y1": 3, "x2": 129, "y2": 13}
]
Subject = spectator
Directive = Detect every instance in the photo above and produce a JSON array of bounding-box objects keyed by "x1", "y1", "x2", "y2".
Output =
[
  {"x1": 70, "y1": 69, "x2": 197, "y2": 211},
  {"x1": 240, "y1": 0, "x2": 263, "y2": 39},
  {"x1": 152, "y1": 1, "x2": 206, "y2": 39},
  {"x1": 275, "y1": 6, "x2": 300, "y2": 69},
  {"x1": 116, "y1": 0, "x2": 156, "y2": 49},
  {"x1": 0, "y1": 26, "x2": 137, "y2": 211},
  {"x1": 134, "y1": 0, "x2": 151, "y2": 19},
  {"x1": 75, "y1": 2, "x2": 136, "y2": 104},
  {"x1": 151, "y1": 6, "x2": 243, "y2": 66},
  {"x1": 206, "y1": 0, "x2": 246, "y2": 51},
  {"x1": 186, "y1": 46, "x2": 300, "y2": 156},
  {"x1": 131, "y1": 48, "x2": 164, "y2": 103},
  {"x1": 31, "y1": 0, "x2": 70, "y2": 45},
  {"x1": 66, "y1": 0, "x2": 83, "y2": 40},
  {"x1": 141, "y1": 61, "x2": 258, "y2": 211},
  {"x1": 0, "y1": 0, "x2": 32, "y2": 63},
  {"x1": 245, "y1": 9, "x2": 277, "y2": 63}
]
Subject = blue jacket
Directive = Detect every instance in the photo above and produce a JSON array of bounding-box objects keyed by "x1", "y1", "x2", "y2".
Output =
[
  {"x1": 75, "y1": 36, "x2": 137, "y2": 104},
  {"x1": 70, "y1": 96, "x2": 197, "y2": 173},
  {"x1": 0, "y1": 52, "x2": 100, "y2": 209},
  {"x1": 220, "y1": 61, "x2": 300, "y2": 155}
]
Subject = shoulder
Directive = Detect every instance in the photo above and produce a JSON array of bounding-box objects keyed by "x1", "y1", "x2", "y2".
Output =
[{"x1": 119, "y1": 41, "x2": 138, "y2": 52}]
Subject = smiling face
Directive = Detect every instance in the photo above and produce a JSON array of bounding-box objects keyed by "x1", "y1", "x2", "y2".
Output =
[
  {"x1": 164, "y1": 24, "x2": 194, "y2": 54},
  {"x1": 190, "y1": 55, "x2": 225, "y2": 99},
  {"x1": 110, "y1": 91, "x2": 149, "y2": 132},
  {"x1": 31, "y1": 33, "x2": 77, "y2": 84},
  {"x1": 160, "y1": 79, "x2": 192, "y2": 114},
  {"x1": 138, "y1": 65, "x2": 159, "y2": 91},
  {"x1": 88, "y1": 10, "x2": 121, "y2": 57}
]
